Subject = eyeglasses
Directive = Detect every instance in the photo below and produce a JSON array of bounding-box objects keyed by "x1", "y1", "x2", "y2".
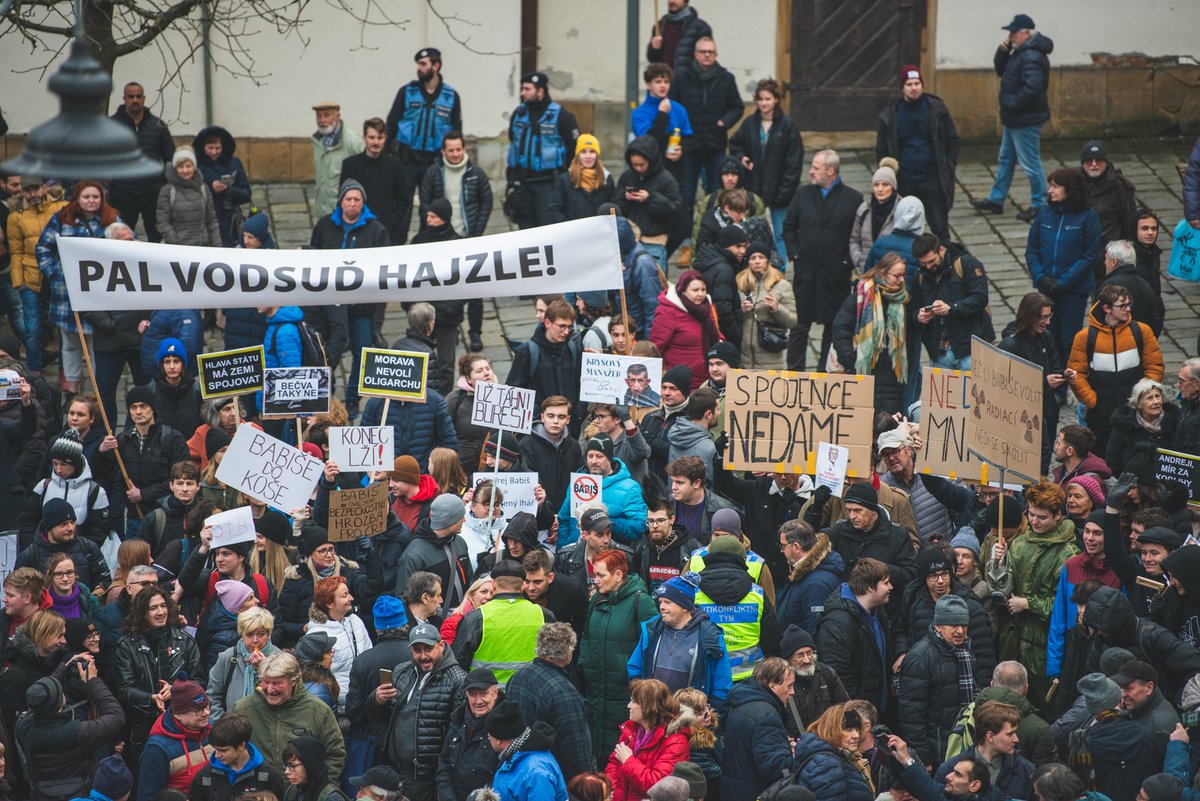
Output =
[
  {"x1": 549, "y1": 321, "x2": 573, "y2": 331},
  {"x1": 52, "y1": 569, "x2": 76, "y2": 578},
  {"x1": 312, "y1": 546, "x2": 336, "y2": 556},
  {"x1": 695, "y1": 49, "x2": 717, "y2": 55},
  {"x1": 284, "y1": 762, "x2": 304, "y2": 772},
  {"x1": 647, "y1": 517, "x2": 672, "y2": 527},
  {"x1": 793, "y1": 649, "x2": 817, "y2": 662},
  {"x1": 1111, "y1": 302, "x2": 1132, "y2": 310},
  {"x1": 85, "y1": 630, "x2": 100, "y2": 639}
]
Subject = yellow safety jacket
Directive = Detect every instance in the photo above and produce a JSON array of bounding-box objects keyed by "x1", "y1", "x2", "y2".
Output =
[
  {"x1": 470, "y1": 597, "x2": 544, "y2": 685},
  {"x1": 695, "y1": 584, "x2": 764, "y2": 681}
]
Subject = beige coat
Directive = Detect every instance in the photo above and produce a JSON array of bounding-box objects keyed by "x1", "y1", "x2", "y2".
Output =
[{"x1": 736, "y1": 268, "x2": 798, "y2": 370}]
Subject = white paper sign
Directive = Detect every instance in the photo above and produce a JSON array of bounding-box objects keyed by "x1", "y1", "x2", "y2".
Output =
[
  {"x1": 205, "y1": 506, "x2": 256, "y2": 549},
  {"x1": 0, "y1": 370, "x2": 22, "y2": 401},
  {"x1": 216, "y1": 424, "x2": 325, "y2": 512},
  {"x1": 569, "y1": 472, "x2": 603, "y2": 519},
  {"x1": 329, "y1": 426, "x2": 395, "y2": 472},
  {"x1": 0, "y1": 531, "x2": 17, "y2": 586},
  {"x1": 471, "y1": 381, "x2": 536, "y2": 434},
  {"x1": 580, "y1": 353, "x2": 663, "y2": 407},
  {"x1": 814, "y1": 441, "x2": 849, "y2": 498},
  {"x1": 472, "y1": 471, "x2": 538, "y2": 524}
]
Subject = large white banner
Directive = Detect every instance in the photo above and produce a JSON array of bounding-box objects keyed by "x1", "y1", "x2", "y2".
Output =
[{"x1": 58, "y1": 217, "x2": 623, "y2": 311}]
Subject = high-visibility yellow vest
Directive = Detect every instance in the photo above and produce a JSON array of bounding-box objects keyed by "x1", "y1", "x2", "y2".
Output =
[
  {"x1": 694, "y1": 585, "x2": 764, "y2": 681},
  {"x1": 687, "y1": 546, "x2": 766, "y2": 584},
  {"x1": 470, "y1": 597, "x2": 544, "y2": 685}
]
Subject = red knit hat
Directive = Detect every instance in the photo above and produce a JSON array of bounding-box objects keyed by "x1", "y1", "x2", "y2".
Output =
[{"x1": 901, "y1": 64, "x2": 923, "y2": 86}]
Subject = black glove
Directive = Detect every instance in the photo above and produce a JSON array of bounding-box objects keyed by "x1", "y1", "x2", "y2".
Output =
[
  {"x1": 1105, "y1": 472, "x2": 1138, "y2": 509},
  {"x1": 613, "y1": 404, "x2": 631, "y2": 424},
  {"x1": 803, "y1": 485, "x2": 832, "y2": 527},
  {"x1": 1036, "y1": 277, "x2": 1060, "y2": 296},
  {"x1": 355, "y1": 535, "x2": 375, "y2": 562},
  {"x1": 714, "y1": 432, "x2": 729, "y2": 460}
]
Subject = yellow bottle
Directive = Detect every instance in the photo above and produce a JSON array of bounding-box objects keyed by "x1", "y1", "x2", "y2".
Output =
[{"x1": 668, "y1": 128, "x2": 682, "y2": 153}]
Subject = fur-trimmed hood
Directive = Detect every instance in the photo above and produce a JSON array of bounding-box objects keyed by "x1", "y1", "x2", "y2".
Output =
[{"x1": 788, "y1": 532, "x2": 845, "y2": 582}]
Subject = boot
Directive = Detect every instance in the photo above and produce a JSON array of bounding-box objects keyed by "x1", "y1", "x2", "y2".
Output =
[{"x1": 676, "y1": 243, "x2": 693, "y2": 268}]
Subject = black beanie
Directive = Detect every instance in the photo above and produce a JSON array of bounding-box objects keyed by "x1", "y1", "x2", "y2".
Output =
[
  {"x1": 661, "y1": 365, "x2": 693, "y2": 397},
  {"x1": 429, "y1": 198, "x2": 453, "y2": 223},
  {"x1": 780, "y1": 625, "x2": 815, "y2": 661},
  {"x1": 27, "y1": 677, "x2": 64, "y2": 715},
  {"x1": 486, "y1": 699, "x2": 526, "y2": 740},
  {"x1": 917, "y1": 548, "x2": 952, "y2": 578},
  {"x1": 843, "y1": 482, "x2": 877, "y2": 509},
  {"x1": 255, "y1": 510, "x2": 293, "y2": 546},
  {"x1": 1123, "y1": 452, "x2": 1156, "y2": 486},
  {"x1": 205, "y1": 428, "x2": 233, "y2": 461},
  {"x1": 718, "y1": 224, "x2": 749, "y2": 248},
  {"x1": 126, "y1": 384, "x2": 157, "y2": 413}
]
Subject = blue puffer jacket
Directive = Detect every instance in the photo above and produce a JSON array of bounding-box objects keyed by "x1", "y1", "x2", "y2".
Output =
[
  {"x1": 262, "y1": 306, "x2": 305, "y2": 368},
  {"x1": 141, "y1": 310, "x2": 203, "y2": 378},
  {"x1": 359, "y1": 388, "x2": 456, "y2": 469},
  {"x1": 720, "y1": 679, "x2": 794, "y2": 801},
  {"x1": 222, "y1": 308, "x2": 269, "y2": 351},
  {"x1": 995, "y1": 33, "x2": 1054, "y2": 129},
  {"x1": 627, "y1": 612, "x2": 733, "y2": 714},
  {"x1": 1025, "y1": 203, "x2": 1102, "y2": 296},
  {"x1": 556, "y1": 459, "x2": 648, "y2": 547},
  {"x1": 776, "y1": 534, "x2": 845, "y2": 634},
  {"x1": 793, "y1": 733, "x2": 874, "y2": 801},
  {"x1": 490, "y1": 723, "x2": 567, "y2": 801},
  {"x1": 200, "y1": 604, "x2": 240, "y2": 677}
]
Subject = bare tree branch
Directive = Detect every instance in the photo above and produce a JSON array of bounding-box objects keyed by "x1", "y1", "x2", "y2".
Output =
[{"x1": 424, "y1": 0, "x2": 518, "y2": 56}]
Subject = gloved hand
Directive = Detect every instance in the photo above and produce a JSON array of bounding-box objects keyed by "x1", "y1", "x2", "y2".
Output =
[
  {"x1": 1105, "y1": 472, "x2": 1138, "y2": 509},
  {"x1": 714, "y1": 432, "x2": 729, "y2": 460},
  {"x1": 803, "y1": 485, "x2": 832, "y2": 527},
  {"x1": 613, "y1": 405, "x2": 631, "y2": 424},
  {"x1": 355, "y1": 535, "x2": 375, "y2": 562},
  {"x1": 1036, "y1": 277, "x2": 1060, "y2": 296}
]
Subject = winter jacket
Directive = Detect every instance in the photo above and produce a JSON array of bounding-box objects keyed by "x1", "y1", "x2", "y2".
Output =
[
  {"x1": 696, "y1": 551, "x2": 781, "y2": 656},
  {"x1": 849, "y1": 195, "x2": 899, "y2": 271},
  {"x1": 81, "y1": 309, "x2": 149, "y2": 353},
  {"x1": 0, "y1": 629, "x2": 67, "y2": 737},
  {"x1": 669, "y1": 60, "x2": 743, "y2": 152},
  {"x1": 623, "y1": 240, "x2": 664, "y2": 338},
  {"x1": 506, "y1": 657, "x2": 594, "y2": 780},
  {"x1": 720, "y1": 678, "x2": 795, "y2": 801},
  {"x1": 612, "y1": 136, "x2": 682, "y2": 239},
  {"x1": 232, "y1": 683, "x2": 345, "y2": 777},
  {"x1": 579, "y1": 574, "x2": 657, "y2": 760},
  {"x1": 728, "y1": 112, "x2": 804, "y2": 208},
  {"x1": 188, "y1": 742, "x2": 286, "y2": 801},
  {"x1": 1086, "y1": 165, "x2": 1141, "y2": 244},
  {"x1": 898, "y1": 629, "x2": 989, "y2": 766},
  {"x1": 632, "y1": 527, "x2": 701, "y2": 593},
  {"x1": 222, "y1": 308, "x2": 269, "y2": 353},
  {"x1": 550, "y1": 167, "x2": 615, "y2": 224},
  {"x1": 1095, "y1": 264, "x2": 1163, "y2": 337},
  {"x1": 445, "y1": 381, "x2": 489, "y2": 472},
  {"x1": 832, "y1": 291, "x2": 908, "y2": 419},
  {"x1": 490, "y1": 722, "x2": 568, "y2": 801},
  {"x1": 137, "y1": 711, "x2": 213, "y2": 801},
  {"x1": 345, "y1": 634, "x2": 411, "y2": 732},
  {"x1": 360, "y1": 388, "x2": 456, "y2": 470},
  {"x1": 737, "y1": 269, "x2": 797, "y2": 370},
  {"x1": 912, "y1": 243, "x2": 994, "y2": 360},
  {"x1": 520, "y1": 421, "x2": 583, "y2": 520},
  {"x1": 1105, "y1": 402, "x2": 1179, "y2": 475},
  {"x1": 665, "y1": 418, "x2": 717, "y2": 480},
  {"x1": 140, "y1": 310, "x2": 204, "y2": 378},
  {"x1": 877, "y1": 94, "x2": 961, "y2": 207},
  {"x1": 339, "y1": 151, "x2": 409, "y2": 245},
  {"x1": 895, "y1": 578, "x2": 994, "y2": 666},
  {"x1": 312, "y1": 123, "x2": 365, "y2": 217},
  {"x1": 1186, "y1": 136, "x2": 1200, "y2": 223},
  {"x1": 646, "y1": 5, "x2": 712, "y2": 70},
  {"x1": 995, "y1": 33, "x2": 1054, "y2": 128},
  {"x1": 692, "y1": 244, "x2": 743, "y2": 347},
  {"x1": 419, "y1": 156, "x2": 493, "y2": 237},
  {"x1": 192, "y1": 126, "x2": 252, "y2": 247},
  {"x1": 368, "y1": 651, "x2": 467, "y2": 780},
  {"x1": 628, "y1": 613, "x2": 732, "y2": 710},
  {"x1": 556, "y1": 459, "x2": 648, "y2": 547},
  {"x1": 305, "y1": 609, "x2": 372, "y2": 701},
  {"x1": 794, "y1": 733, "x2": 874, "y2": 801},
  {"x1": 649, "y1": 286, "x2": 712, "y2": 393},
  {"x1": 823, "y1": 512, "x2": 918, "y2": 590},
  {"x1": 1047, "y1": 552, "x2": 1121, "y2": 681},
  {"x1": 20, "y1": 458, "x2": 112, "y2": 546},
  {"x1": 390, "y1": 516, "x2": 471, "y2": 604},
  {"x1": 1078, "y1": 714, "x2": 1160, "y2": 801},
  {"x1": 784, "y1": 180, "x2": 865, "y2": 325},
  {"x1": 1067, "y1": 302, "x2": 1163, "y2": 417},
  {"x1": 37, "y1": 210, "x2": 117, "y2": 332},
  {"x1": 310, "y1": 204, "x2": 390, "y2": 251},
  {"x1": 505, "y1": 324, "x2": 584, "y2": 412},
  {"x1": 111, "y1": 626, "x2": 202, "y2": 735},
  {"x1": 157, "y1": 164, "x2": 221, "y2": 246},
  {"x1": 435, "y1": 702, "x2": 499, "y2": 801},
  {"x1": 15, "y1": 528, "x2": 111, "y2": 591},
  {"x1": 816, "y1": 584, "x2": 893, "y2": 713},
  {"x1": 777, "y1": 533, "x2": 845, "y2": 633},
  {"x1": 277, "y1": 555, "x2": 380, "y2": 648},
  {"x1": 149, "y1": 375, "x2": 203, "y2": 440},
  {"x1": 6, "y1": 196, "x2": 65, "y2": 293},
  {"x1": 935, "y1": 745, "x2": 1034, "y2": 801},
  {"x1": 606, "y1": 717, "x2": 692, "y2": 801},
  {"x1": 207, "y1": 640, "x2": 281, "y2": 718},
  {"x1": 110, "y1": 104, "x2": 174, "y2": 197},
  {"x1": 971, "y1": 685, "x2": 1058, "y2": 765},
  {"x1": 1026, "y1": 202, "x2": 1102, "y2": 296}
]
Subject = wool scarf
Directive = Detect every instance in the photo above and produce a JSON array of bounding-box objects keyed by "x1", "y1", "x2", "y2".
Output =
[{"x1": 852, "y1": 278, "x2": 909, "y2": 382}]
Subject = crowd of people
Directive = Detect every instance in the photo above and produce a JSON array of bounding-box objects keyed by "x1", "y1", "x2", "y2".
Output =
[{"x1": 4, "y1": 3, "x2": 1200, "y2": 801}]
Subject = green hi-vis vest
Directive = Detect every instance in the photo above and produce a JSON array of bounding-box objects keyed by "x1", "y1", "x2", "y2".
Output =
[
  {"x1": 470, "y1": 597, "x2": 544, "y2": 685},
  {"x1": 695, "y1": 584, "x2": 764, "y2": 681}
]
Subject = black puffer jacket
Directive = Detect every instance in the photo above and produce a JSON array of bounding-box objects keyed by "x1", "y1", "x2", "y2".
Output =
[
  {"x1": 149, "y1": 374, "x2": 203, "y2": 440},
  {"x1": 815, "y1": 587, "x2": 893, "y2": 713},
  {"x1": 519, "y1": 422, "x2": 583, "y2": 517},
  {"x1": 720, "y1": 678, "x2": 795, "y2": 801},
  {"x1": 391, "y1": 519, "x2": 472, "y2": 607},
  {"x1": 346, "y1": 634, "x2": 412, "y2": 732},
  {"x1": 550, "y1": 168, "x2": 615, "y2": 223},
  {"x1": 445, "y1": 385, "x2": 488, "y2": 473},
  {"x1": 1105, "y1": 403, "x2": 1179, "y2": 475},
  {"x1": 276, "y1": 555, "x2": 381, "y2": 648},
  {"x1": 612, "y1": 136, "x2": 682, "y2": 239},
  {"x1": 110, "y1": 626, "x2": 201, "y2": 732},
  {"x1": 898, "y1": 629, "x2": 990, "y2": 766},
  {"x1": 192, "y1": 125, "x2": 252, "y2": 247},
  {"x1": 435, "y1": 697, "x2": 501, "y2": 801},
  {"x1": 97, "y1": 421, "x2": 190, "y2": 518},
  {"x1": 876, "y1": 94, "x2": 960, "y2": 207},
  {"x1": 994, "y1": 33, "x2": 1054, "y2": 128},
  {"x1": 81, "y1": 310, "x2": 148, "y2": 352},
  {"x1": 110, "y1": 105, "x2": 174, "y2": 196},
  {"x1": 895, "y1": 579, "x2": 996, "y2": 671},
  {"x1": 728, "y1": 112, "x2": 805, "y2": 208},
  {"x1": 15, "y1": 528, "x2": 112, "y2": 591},
  {"x1": 370, "y1": 651, "x2": 467, "y2": 780},
  {"x1": 0, "y1": 630, "x2": 65, "y2": 738},
  {"x1": 822, "y1": 508, "x2": 918, "y2": 588},
  {"x1": 692, "y1": 244, "x2": 743, "y2": 347},
  {"x1": 912, "y1": 243, "x2": 994, "y2": 359},
  {"x1": 419, "y1": 157, "x2": 493, "y2": 237},
  {"x1": 670, "y1": 61, "x2": 744, "y2": 152},
  {"x1": 645, "y1": 6, "x2": 712, "y2": 71}
]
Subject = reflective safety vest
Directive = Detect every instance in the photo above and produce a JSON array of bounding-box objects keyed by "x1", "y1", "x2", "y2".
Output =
[
  {"x1": 395, "y1": 81, "x2": 458, "y2": 154},
  {"x1": 470, "y1": 597, "x2": 544, "y2": 685},
  {"x1": 695, "y1": 585, "x2": 764, "y2": 681},
  {"x1": 507, "y1": 102, "x2": 565, "y2": 173},
  {"x1": 687, "y1": 546, "x2": 766, "y2": 585}
]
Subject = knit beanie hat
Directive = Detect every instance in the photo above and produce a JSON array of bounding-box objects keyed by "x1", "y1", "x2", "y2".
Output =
[
  {"x1": 172, "y1": 148, "x2": 197, "y2": 168},
  {"x1": 486, "y1": 699, "x2": 526, "y2": 740},
  {"x1": 1141, "y1": 774, "x2": 1184, "y2": 801},
  {"x1": 587, "y1": 434, "x2": 615, "y2": 462},
  {"x1": 215, "y1": 579, "x2": 254, "y2": 614},
  {"x1": 917, "y1": 548, "x2": 952, "y2": 578},
  {"x1": 575, "y1": 133, "x2": 601, "y2": 158},
  {"x1": 1077, "y1": 672, "x2": 1122, "y2": 713},
  {"x1": 26, "y1": 677, "x2": 64, "y2": 715},
  {"x1": 654, "y1": 576, "x2": 697, "y2": 612},
  {"x1": 429, "y1": 493, "x2": 466, "y2": 530},
  {"x1": 242, "y1": 211, "x2": 272, "y2": 241},
  {"x1": 373, "y1": 595, "x2": 408, "y2": 631},
  {"x1": 900, "y1": 64, "x2": 923, "y2": 87},
  {"x1": 205, "y1": 428, "x2": 233, "y2": 461},
  {"x1": 0, "y1": 333, "x2": 22, "y2": 359},
  {"x1": 843, "y1": 482, "x2": 878, "y2": 509},
  {"x1": 388, "y1": 455, "x2": 421, "y2": 485},
  {"x1": 1099, "y1": 647, "x2": 1136, "y2": 677},
  {"x1": 428, "y1": 197, "x2": 453, "y2": 223},
  {"x1": 255, "y1": 510, "x2": 292, "y2": 546},
  {"x1": 661, "y1": 365, "x2": 693, "y2": 397},
  {"x1": 1124, "y1": 452, "x2": 1157, "y2": 485},
  {"x1": 169, "y1": 680, "x2": 209, "y2": 715},
  {"x1": 707, "y1": 534, "x2": 746, "y2": 560},
  {"x1": 711, "y1": 508, "x2": 743, "y2": 537},
  {"x1": 301, "y1": 525, "x2": 330, "y2": 556},
  {"x1": 1067, "y1": 475, "x2": 1106, "y2": 509},
  {"x1": 48, "y1": 429, "x2": 85, "y2": 475},
  {"x1": 156, "y1": 337, "x2": 188, "y2": 367},
  {"x1": 706, "y1": 341, "x2": 740, "y2": 368},
  {"x1": 338, "y1": 178, "x2": 367, "y2": 204},
  {"x1": 671, "y1": 763, "x2": 707, "y2": 800},
  {"x1": 648, "y1": 777, "x2": 692, "y2": 801},
  {"x1": 718, "y1": 224, "x2": 749, "y2": 248},
  {"x1": 986, "y1": 496, "x2": 1021, "y2": 529},
  {"x1": 41, "y1": 497, "x2": 77, "y2": 530},
  {"x1": 949, "y1": 527, "x2": 980, "y2": 559},
  {"x1": 126, "y1": 384, "x2": 157, "y2": 413},
  {"x1": 932, "y1": 595, "x2": 970, "y2": 627},
  {"x1": 780, "y1": 624, "x2": 816, "y2": 661},
  {"x1": 92, "y1": 756, "x2": 134, "y2": 800},
  {"x1": 746, "y1": 242, "x2": 770, "y2": 261},
  {"x1": 484, "y1": 431, "x2": 521, "y2": 464},
  {"x1": 872, "y1": 165, "x2": 898, "y2": 191}
]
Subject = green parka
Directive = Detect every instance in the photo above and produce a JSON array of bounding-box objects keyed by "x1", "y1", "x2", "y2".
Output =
[
  {"x1": 231, "y1": 681, "x2": 345, "y2": 778},
  {"x1": 579, "y1": 574, "x2": 656, "y2": 762}
]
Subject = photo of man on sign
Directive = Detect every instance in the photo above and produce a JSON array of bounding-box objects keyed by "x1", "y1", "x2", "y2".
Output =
[{"x1": 623, "y1": 363, "x2": 661, "y2": 408}]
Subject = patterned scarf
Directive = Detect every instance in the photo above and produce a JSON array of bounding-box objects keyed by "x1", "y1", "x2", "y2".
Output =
[
  {"x1": 843, "y1": 749, "x2": 876, "y2": 798},
  {"x1": 933, "y1": 627, "x2": 978, "y2": 707},
  {"x1": 852, "y1": 277, "x2": 908, "y2": 382}
]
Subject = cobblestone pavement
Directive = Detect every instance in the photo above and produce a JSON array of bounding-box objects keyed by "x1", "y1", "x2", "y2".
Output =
[{"x1": 104, "y1": 137, "x2": 1200, "y2": 398}]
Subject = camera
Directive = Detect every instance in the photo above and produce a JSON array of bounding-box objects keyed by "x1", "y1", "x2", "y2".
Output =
[{"x1": 871, "y1": 724, "x2": 893, "y2": 740}]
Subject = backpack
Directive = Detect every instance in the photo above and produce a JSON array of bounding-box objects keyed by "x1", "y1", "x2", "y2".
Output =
[
  {"x1": 758, "y1": 751, "x2": 822, "y2": 801},
  {"x1": 510, "y1": 333, "x2": 582, "y2": 377},
  {"x1": 14, "y1": 704, "x2": 93, "y2": 801},
  {"x1": 268, "y1": 320, "x2": 328, "y2": 367},
  {"x1": 944, "y1": 700, "x2": 977, "y2": 761},
  {"x1": 1085, "y1": 320, "x2": 1144, "y2": 367}
]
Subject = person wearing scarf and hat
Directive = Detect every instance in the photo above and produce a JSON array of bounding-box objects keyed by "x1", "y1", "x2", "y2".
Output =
[
  {"x1": 552, "y1": 133, "x2": 616, "y2": 223},
  {"x1": 556, "y1": 434, "x2": 648, "y2": 547},
  {"x1": 650, "y1": 271, "x2": 722, "y2": 394},
  {"x1": 156, "y1": 147, "x2": 221, "y2": 246},
  {"x1": 849, "y1": 160, "x2": 901, "y2": 271},
  {"x1": 20, "y1": 428, "x2": 113, "y2": 548},
  {"x1": 138, "y1": 679, "x2": 215, "y2": 801},
  {"x1": 506, "y1": 71, "x2": 580, "y2": 229},
  {"x1": 277, "y1": 524, "x2": 382, "y2": 649}
]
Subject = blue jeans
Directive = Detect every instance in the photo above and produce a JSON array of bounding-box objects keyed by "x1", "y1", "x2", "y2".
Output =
[
  {"x1": 642, "y1": 243, "x2": 667, "y2": 270},
  {"x1": 344, "y1": 314, "x2": 375, "y2": 408},
  {"x1": 988, "y1": 124, "x2": 1047, "y2": 209},
  {"x1": 769, "y1": 206, "x2": 788, "y2": 270},
  {"x1": 19, "y1": 287, "x2": 43, "y2": 371},
  {"x1": 0, "y1": 274, "x2": 22, "y2": 342},
  {"x1": 930, "y1": 346, "x2": 971, "y2": 371}
]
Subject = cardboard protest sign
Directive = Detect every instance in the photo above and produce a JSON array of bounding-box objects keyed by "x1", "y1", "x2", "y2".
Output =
[
  {"x1": 358, "y1": 348, "x2": 428, "y2": 401},
  {"x1": 723, "y1": 370, "x2": 875, "y2": 477},
  {"x1": 197, "y1": 346, "x2": 264, "y2": 399},
  {"x1": 471, "y1": 381, "x2": 536, "y2": 434},
  {"x1": 328, "y1": 426, "x2": 394, "y2": 473},
  {"x1": 967, "y1": 337, "x2": 1043, "y2": 481},
  {"x1": 1157, "y1": 449, "x2": 1200, "y2": 508},
  {"x1": 262, "y1": 367, "x2": 331, "y2": 418},
  {"x1": 919, "y1": 367, "x2": 986, "y2": 483},
  {"x1": 814, "y1": 442, "x2": 849, "y2": 497},
  {"x1": 0, "y1": 370, "x2": 22, "y2": 401},
  {"x1": 327, "y1": 482, "x2": 390, "y2": 541},
  {"x1": 216, "y1": 424, "x2": 324, "y2": 511},
  {"x1": 205, "y1": 506, "x2": 256, "y2": 549},
  {"x1": 580, "y1": 353, "x2": 664, "y2": 407},
  {"x1": 569, "y1": 472, "x2": 603, "y2": 519},
  {"x1": 472, "y1": 471, "x2": 539, "y2": 524}
]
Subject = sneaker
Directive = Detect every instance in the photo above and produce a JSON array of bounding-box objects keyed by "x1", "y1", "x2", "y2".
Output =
[
  {"x1": 676, "y1": 244, "x2": 693, "y2": 268},
  {"x1": 469, "y1": 333, "x2": 484, "y2": 353},
  {"x1": 970, "y1": 198, "x2": 1004, "y2": 214},
  {"x1": 1016, "y1": 207, "x2": 1040, "y2": 223}
]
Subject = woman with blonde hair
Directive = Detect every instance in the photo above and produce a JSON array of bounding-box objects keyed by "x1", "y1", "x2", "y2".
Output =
[
  {"x1": 674, "y1": 688, "x2": 721, "y2": 795},
  {"x1": 0, "y1": 610, "x2": 68, "y2": 737},
  {"x1": 831, "y1": 252, "x2": 911, "y2": 414},
  {"x1": 207, "y1": 606, "x2": 278, "y2": 717},
  {"x1": 439, "y1": 575, "x2": 495, "y2": 644},
  {"x1": 794, "y1": 704, "x2": 874, "y2": 801},
  {"x1": 552, "y1": 134, "x2": 615, "y2": 222},
  {"x1": 105, "y1": 539, "x2": 154, "y2": 605},
  {"x1": 250, "y1": 524, "x2": 293, "y2": 593},
  {"x1": 736, "y1": 242, "x2": 797, "y2": 369}
]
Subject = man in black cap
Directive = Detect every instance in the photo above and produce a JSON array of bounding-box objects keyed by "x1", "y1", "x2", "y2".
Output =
[
  {"x1": 486, "y1": 700, "x2": 567, "y2": 801},
  {"x1": 643, "y1": 365, "x2": 692, "y2": 480},
  {"x1": 693, "y1": 227, "x2": 747, "y2": 347},
  {"x1": 971, "y1": 14, "x2": 1053, "y2": 223},
  {"x1": 1079, "y1": 140, "x2": 1140, "y2": 259},
  {"x1": 435, "y1": 669, "x2": 500, "y2": 801},
  {"x1": 452, "y1": 559, "x2": 554, "y2": 687},
  {"x1": 553, "y1": 506, "x2": 626, "y2": 585},
  {"x1": 1101, "y1": 472, "x2": 1181, "y2": 617},
  {"x1": 505, "y1": 71, "x2": 580, "y2": 229},
  {"x1": 351, "y1": 766, "x2": 404, "y2": 801},
  {"x1": 385, "y1": 47, "x2": 463, "y2": 241},
  {"x1": 16, "y1": 497, "x2": 111, "y2": 592},
  {"x1": 1111, "y1": 659, "x2": 1180, "y2": 743}
]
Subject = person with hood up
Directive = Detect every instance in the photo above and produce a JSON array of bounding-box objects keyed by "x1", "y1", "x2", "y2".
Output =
[
  {"x1": 692, "y1": 224, "x2": 746, "y2": 347},
  {"x1": 193, "y1": 126, "x2": 252, "y2": 247},
  {"x1": 608, "y1": 212, "x2": 663, "y2": 339},
  {"x1": 650, "y1": 271, "x2": 721, "y2": 393},
  {"x1": 472, "y1": 509, "x2": 541, "y2": 580},
  {"x1": 188, "y1": 712, "x2": 286, "y2": 801},
  {"x1": 487, "y1": 700, "x2": 568, "y2": 801},
  {"x1": 281, "y1": 736, "x2": 350, "y2": 801},
  {"x1": 776, "y1": 520, "x2": 845, "y2": 634},
  {"x1": 556, "y1": 436, "x2": 648, "y2": 547},
  {"x1": 1158, "y1": 544, "x2": 1200, "y2": 650},
  {"x1": 867, "y1": 195, "x2": 926, "y2": 281},
  {"x1": 156, "y1": 148, "x2": 221, "y2": 246},
  {"x1": 613, "y1": 135, "x2": 682, "y2": 267},
  {"x1": 137, "y1": 680, "x2": 214, "y2": 801},
  {"x1": 553, "y1": 134, "x2": 617, "y2": 223},
  {"x1": 21, "y1": 429, "x2": 112, "y2": 547},
  {"x1": 694, "y1": 534, "x2": 780, "y2": 682},
  {"x1": 149, "y1": 337, "x2": 202, "y2": 440}
]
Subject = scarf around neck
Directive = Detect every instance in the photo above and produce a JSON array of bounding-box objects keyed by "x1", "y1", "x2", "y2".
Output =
[
  {"x1": 852, "y1": 278, "x2": 908, "y2": 381},
  {"x1": 1137, "y1": 411, "x2": 1164, "y2": 434}
]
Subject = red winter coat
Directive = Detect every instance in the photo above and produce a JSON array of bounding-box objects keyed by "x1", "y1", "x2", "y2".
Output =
[
  {"x1": 649, "y1": 286, "x2": 714, "y2": 392},
  {"x1": 605, "y1": 718, "x2": 692, "y2": 801}
]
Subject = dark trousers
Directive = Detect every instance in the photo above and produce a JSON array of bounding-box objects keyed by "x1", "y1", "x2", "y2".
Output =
[
  {"x1": 900, "y1": 177, "x2": 950, "y2": 243},
  {"x1": 517, "y1": 178, "x2": 557, "y2": 229},
  {"x1": 111, "y1": 190, "x2": 163, "y2": 242},
  {"x1": 681, "y1": 146, "x2": 729, "y2": 213},
  {"x1": 467, "y1": 299, "x2": 483, "y2": 336},
  {"x1": 434, "y1": 324, "x2": 458, "y2": 394},
  {"x1": 400, "y1": 156, "x2": 434, "y2": 242},
  {"x1": 94, "y1": 348, "x2": 148, "y2": 426},
  {"x1": 787, "y1": 323, "x2": 833, "y2": 372}
]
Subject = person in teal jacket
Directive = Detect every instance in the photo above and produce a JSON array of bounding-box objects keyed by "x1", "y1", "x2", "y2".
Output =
[
  {"x1": 557, "y1": 436, "x2": 648, "y2": 546},
  {"x1": 486, "y1": 702, "x2": 567, "y2": 801}
]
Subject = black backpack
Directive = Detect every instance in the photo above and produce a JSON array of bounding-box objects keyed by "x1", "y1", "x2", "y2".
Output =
[
  {"x1": 758, "y1": 751, "x2": 821, "y2": 801},
  {"x1": 268, "y1": 320, "x2": 328, "y2": 367}
]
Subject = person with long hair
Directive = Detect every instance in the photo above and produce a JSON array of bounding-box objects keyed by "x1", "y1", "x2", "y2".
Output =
[
  {"x1": 831, "y1": 253, "x2": 910, "y2": 414},
  {"x1": 249, "y1": 521, "x2": 293, "y2": 593},
  {"x1": 673, "y1": 688, "x2": 721, "y2": 797},
  {"x1": 0, "y1": 610, "x2": 67, "y2": 739},
  {"x1": 567, "y1": 773, "x2": 614, "y2": 801},
  {"x1": 439, "y1": 575, "x2": 495, "y2": 644},
  {"x1": 429, "y1": 446, "x2": 469, "y2": 499},
  {"x1": 649, "y1": 270, "x2": 722, "y2": 392},
  {"x1": 1026, "y1": 167, "x2": 1102, "y2": 361},
  {"x1": 44, "y1": 553, "x2": 101, "y2": 621},
  {"x1": 445, "y1": 354, "x2": 497, "y2": 475},
  {"x1": 793, "y1": 704, "x2": 874, "y2": 801},
  {"x1": 736, "y1": 242, "x2": 797, "y2": 369},
  {"x1": 553, "y1": 134, "x2": 615, "y2": 222},
  {"x1": 459, "y1": 483, "x2": 505, "y2": 571},
  {"x1": 606, "y1": 679, "x2": 690, "y2": 801},
  {"x1": 36, "y1": 180, "x2": 121, "y2": 394},
  {"x1": 998, "y1": 291, "x2": 1068, "y2": 474}
]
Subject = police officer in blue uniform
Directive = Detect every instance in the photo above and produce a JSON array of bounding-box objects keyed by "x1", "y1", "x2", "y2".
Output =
[
  {"x1": 385, "y1": 47, "x2": 464, "y2": 241},
  {"x1": 506, "y1": 71, "x2": 580, "y2": 229}
]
